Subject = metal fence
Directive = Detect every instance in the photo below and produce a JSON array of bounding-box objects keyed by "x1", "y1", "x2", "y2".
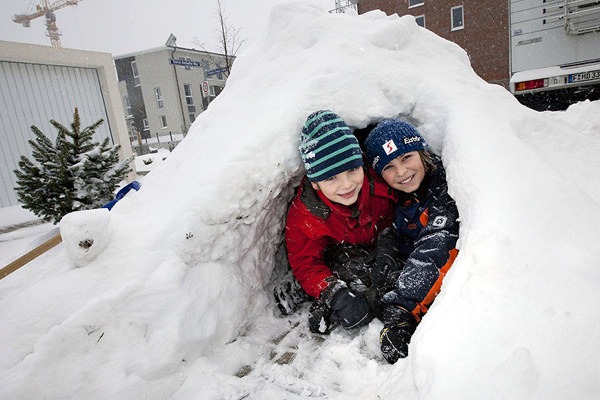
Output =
[{"x1": 131, "y1": 132, "x2": 186, "y2": 156}]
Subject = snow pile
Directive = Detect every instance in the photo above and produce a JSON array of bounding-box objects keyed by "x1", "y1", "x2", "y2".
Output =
[{"x1": 2, "y1": 2, "x2": 600, "y2": 399}]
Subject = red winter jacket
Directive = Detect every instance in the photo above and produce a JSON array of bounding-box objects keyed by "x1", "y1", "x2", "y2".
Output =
[{"x1": 285, "y1": 168, "x2": 395, "y2": 299}]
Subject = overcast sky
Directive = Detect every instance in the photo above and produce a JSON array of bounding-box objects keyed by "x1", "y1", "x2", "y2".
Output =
[{"x1": 0, "y1": 0, "x2": 324, "y2": 56}]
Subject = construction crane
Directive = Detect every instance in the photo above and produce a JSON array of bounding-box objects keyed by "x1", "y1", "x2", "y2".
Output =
[{"x1": 13, "y1": 0, "x2": 81, "y2": 48}]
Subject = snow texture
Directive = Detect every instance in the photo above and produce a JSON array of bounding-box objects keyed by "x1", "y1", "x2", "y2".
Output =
[
  {"x1": 60, "y1": 208, "x2": 111, "y2": 267},
  {"x1": 1, "y1": 2, "x2": 600, "y2": 399}
]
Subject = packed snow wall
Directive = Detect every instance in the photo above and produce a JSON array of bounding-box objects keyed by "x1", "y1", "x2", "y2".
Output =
[
  {"x1": 3, "y1": 2, "x2": 499, "y2": 378},
  {"x1": 113, "y1": 3, "x2": 489, "y2": 356},
  {"x1": 100, "y1": 3, "x2": 492, "y2": 360}
]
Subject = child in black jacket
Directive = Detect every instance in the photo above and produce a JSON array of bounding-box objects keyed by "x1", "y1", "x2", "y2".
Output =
[{"x1": 365, "y1": 119, "x2": 460, "y2": 364}]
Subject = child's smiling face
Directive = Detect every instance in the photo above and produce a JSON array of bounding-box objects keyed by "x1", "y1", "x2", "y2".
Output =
[
  {"x1": 381, "y1": 151, "x2": 425, "y2": 194},
  {"x1": 311, "y1": 167, "x2": 364, "y2": 206}
]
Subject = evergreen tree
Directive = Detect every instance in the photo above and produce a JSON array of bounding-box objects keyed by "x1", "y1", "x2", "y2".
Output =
[{"x1": 14, "y1": 108, "x2": 132, "y2": 224}]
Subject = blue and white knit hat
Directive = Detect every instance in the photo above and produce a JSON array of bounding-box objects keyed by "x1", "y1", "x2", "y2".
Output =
[
  {"x1": 365, "y1": 119, "x2": 427, "y2": 175},
  {"x1": 300, "y1": 110, "x2": 364, "y2": 182}
]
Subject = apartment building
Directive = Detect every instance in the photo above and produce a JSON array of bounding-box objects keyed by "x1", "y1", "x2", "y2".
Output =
[{"x1": 114, "y1": 42, "x2": 230, "y2": 147}]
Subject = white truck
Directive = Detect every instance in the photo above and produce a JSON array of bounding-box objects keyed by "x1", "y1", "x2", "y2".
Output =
[{"x1": 510, "y1": 0, "x2": 600, "y2": 110}]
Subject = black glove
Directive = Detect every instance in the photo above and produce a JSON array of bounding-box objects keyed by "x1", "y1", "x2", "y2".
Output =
[
  {"x1": 380, "y1": 325, "x2": 413, "y2": 364},
  {"x1": 328, "y1": 287, "x2": 373, "y2": 330},
  {"x1": 380, "y1": 304, "x2": 415, "y2": 328},
  {"x1": 379, "y1": 304, "x2": 418, "y2": 364},
  {"x1": 308, "y1": 299, "x2": 333, "y2": 334}
]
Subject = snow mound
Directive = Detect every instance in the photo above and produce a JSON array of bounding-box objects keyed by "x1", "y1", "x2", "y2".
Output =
[
  {"x1": 60, "y1": 208, "x2": 112, "y2": 267},
  {"x1": 2, "y1": 2, "x2": 600, "y2": 399}
]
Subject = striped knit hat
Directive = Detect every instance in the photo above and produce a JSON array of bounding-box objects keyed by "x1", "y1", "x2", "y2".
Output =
[{"x1": 300, "y1": 110, "x2": 364, "y2": 182}]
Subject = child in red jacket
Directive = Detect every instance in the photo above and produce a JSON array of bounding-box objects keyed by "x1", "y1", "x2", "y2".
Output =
[{"x1": 285, "y1": 110, "x2": 395, "y2": 335}]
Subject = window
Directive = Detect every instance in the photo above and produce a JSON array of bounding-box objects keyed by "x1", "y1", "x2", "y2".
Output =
[
  {"x1": 143, "y1": 118, "x2": 149, "y2": 131},
  {"x1": 131, "y1": 61, "x2": 140, "y2": 86},
  {"x1": 415, "y1": 15, "x2": 425, "y2": 27},
  {"x1": 160, "y1": 115, "x2": 168, "y2": 129},
  {"x1": 189, "y1": 113, "x2": 196, "y2": 123},
  {"x1": 123, "y1": 95, "x2": 132, "y2": 116},
  {"x1": 201, "y1": 60, "x2": 210, "y2": 80},
  {"x1": 209, "y1": 85, "x2": 216, "y2": 97},
  {"x1": 184, "y1": 84, "x2": 195, "y2": 113},
  {"x1": 216, "y1": 64, "x2": 225, "y2": 80},
  {"x1": 409, "y1": 0, "x2": 424, "y2": 7},
  {"x1": 451, "y1": 6, "x2": 464, "y2": 31},
  {"x1": 184, "y1": 84, "x2": 194, "y2": 105},
  {"x1": 179, "y1": 56, "x2": 193, "y2": 70},
  {"x1": 155, "y1": 87, "x2": 164, "y2": 109}
]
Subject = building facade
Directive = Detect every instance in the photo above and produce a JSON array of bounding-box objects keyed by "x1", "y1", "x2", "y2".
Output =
[
  {"x1": 114, "y1": 45, "x2": 230, "y2": 151},
  {"x1": 0, "y1": 40, "x2": 134, "y2": 208},
  {"x1": 357, "y1": 0, "x2": 510, "y2": 88}
]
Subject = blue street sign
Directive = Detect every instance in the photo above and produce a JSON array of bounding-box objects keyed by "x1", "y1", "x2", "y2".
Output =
[
  {"x1": 206, "y1": 67, "x2": 228, "y2": 76},
  {"x1": 169, "y1": 59, "x2": 201, "y2": 67}
]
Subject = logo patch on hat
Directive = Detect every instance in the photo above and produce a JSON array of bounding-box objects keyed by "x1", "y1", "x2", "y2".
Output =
[
  {"x1": 382, "y1": 140, "x2": 397, "y2": 155},
  {"x1": 403, "y1": 136, "x2": 421, "y2": 145}
]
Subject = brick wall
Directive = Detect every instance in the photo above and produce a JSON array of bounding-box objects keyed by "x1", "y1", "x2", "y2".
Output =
[{"x1": 358, "y1": 0, "x2": 510, "y2": 88}]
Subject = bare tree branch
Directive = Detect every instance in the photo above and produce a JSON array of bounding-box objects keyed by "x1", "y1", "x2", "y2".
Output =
[{"x1": 192, "y1": 0, "x2": 246, "y2": 77}]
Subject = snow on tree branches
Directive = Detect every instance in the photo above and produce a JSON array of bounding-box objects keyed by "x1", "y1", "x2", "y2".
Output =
[{"x1": 14, "y1": 107, "x2": 133, "y2": 224}]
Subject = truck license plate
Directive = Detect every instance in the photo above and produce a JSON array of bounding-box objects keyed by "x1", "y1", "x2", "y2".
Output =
[{"x1": 568, "y1": 70, "x2": 600, "y2": 84}]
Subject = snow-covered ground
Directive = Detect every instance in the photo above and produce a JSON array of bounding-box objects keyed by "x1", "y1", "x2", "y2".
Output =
[
  {"x1": 2, "y1": 2, "x2": 600, "y2": 399},
  {"x1": 134, "y1": 148, "x2": 172, "y2": 175},
  {"x1": 0, "y1": 206, "x2": 56, "y2": 269}
]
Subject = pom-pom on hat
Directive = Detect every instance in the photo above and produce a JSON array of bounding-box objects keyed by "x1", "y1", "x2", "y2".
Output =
[
  {"x1": 300, "y1": 110, "x2": 364, "y2": 182},
  {"x1": 365, "y1": 119, "x2": 427, "y2": 175}
]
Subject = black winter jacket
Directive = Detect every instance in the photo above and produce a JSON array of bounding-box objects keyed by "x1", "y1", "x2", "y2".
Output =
[{"x1": 384, "y1": 154, "x2": 460, "y2": 318}]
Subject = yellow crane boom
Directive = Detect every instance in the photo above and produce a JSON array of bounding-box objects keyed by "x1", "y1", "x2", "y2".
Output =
[{"x1": 13, "y1": 0, "x2": 81, "y2": 48}]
